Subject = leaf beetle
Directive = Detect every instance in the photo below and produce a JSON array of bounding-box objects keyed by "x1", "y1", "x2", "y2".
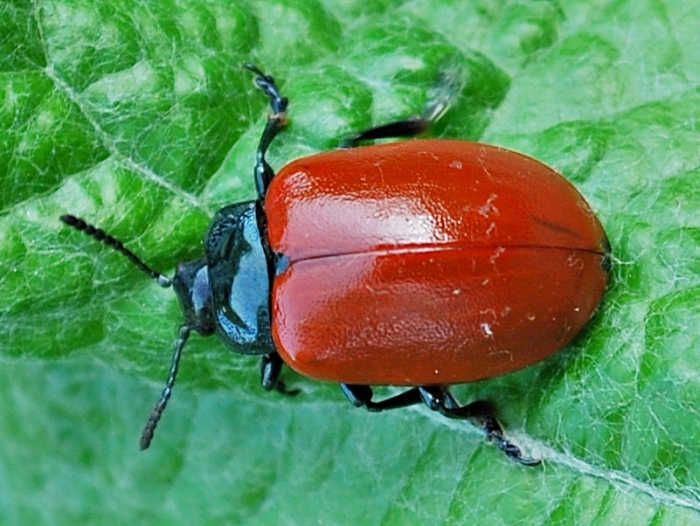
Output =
[{"x1": 62, "y1": 64, "x2": 610, "y2": 464}]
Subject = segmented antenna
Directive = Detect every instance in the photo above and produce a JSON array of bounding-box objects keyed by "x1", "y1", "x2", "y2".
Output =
[
  {"x1": 139, "y1": 325, "x2": 190, "y2": 450},
  {"x1": 60, "y1": 215, "x2": 172, "y2": 288},
  {"x1": 61, "y1": 214, "x2": 186, "y2": 450}
]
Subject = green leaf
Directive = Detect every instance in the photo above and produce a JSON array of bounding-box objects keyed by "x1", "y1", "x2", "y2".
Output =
[{"x1": 2, "y1": 0, "x2": 700, "y2": 524}]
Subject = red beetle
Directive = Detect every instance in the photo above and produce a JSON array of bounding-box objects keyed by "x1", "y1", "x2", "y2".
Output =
[{"x1": 62, "y1": 65, "x2": 609, "y2": 464}]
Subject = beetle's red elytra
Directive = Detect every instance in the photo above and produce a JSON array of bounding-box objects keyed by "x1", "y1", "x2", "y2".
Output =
[
  {"x1": 267, "y1": 139, "x2": 609, "y2": 386},
  {"x1": 61, "y1": 64, "x2": 609, "y2": 464}
]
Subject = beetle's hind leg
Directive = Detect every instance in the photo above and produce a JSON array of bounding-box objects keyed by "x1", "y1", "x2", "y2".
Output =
[
  {"x1": 341, "y1": 384, "x2": 424, "y2": 411},
  {"x1": 341, "y1": 383, "x2": 539, "y2": 466},
  {"x1": 419, "y1": 386, "x2": 540, "y2": 466}
]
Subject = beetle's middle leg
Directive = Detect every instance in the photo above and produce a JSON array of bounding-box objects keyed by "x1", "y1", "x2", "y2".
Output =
[{"x1": 340, "y1": 68, "x2": 463, "y2": 148}]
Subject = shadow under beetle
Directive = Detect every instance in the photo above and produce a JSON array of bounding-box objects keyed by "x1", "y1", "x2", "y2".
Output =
[{"x1": 62, "y1": 64, "x2": 610, "y2": 465}]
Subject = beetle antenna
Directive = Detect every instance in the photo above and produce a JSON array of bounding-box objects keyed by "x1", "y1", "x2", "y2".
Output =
[
  {"x1": 139, "y1": 325, "x2": 190, "y2": 450},
  {"x1": 60, "y1": 215, "x2": 172, "y2": 288}
]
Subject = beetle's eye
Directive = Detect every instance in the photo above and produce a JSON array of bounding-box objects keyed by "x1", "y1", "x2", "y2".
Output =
[{"x1": 172, "y1": 258, "x2": 215, "y2": 336}]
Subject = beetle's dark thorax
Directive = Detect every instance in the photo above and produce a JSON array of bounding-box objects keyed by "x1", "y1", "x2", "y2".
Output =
[{"x1": 204, "y1": 201, "x2": 274, "y2": 355}]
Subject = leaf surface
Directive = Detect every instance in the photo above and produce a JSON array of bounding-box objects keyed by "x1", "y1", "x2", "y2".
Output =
[{"x1": 2, "y1": 1, "x2": 700, "y2": 524}]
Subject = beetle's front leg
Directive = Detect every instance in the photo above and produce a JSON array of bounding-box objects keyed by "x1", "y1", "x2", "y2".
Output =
[
  {"x1": 244, "y1": 63, "x2": 289, "y2": 198},
  {"x1": 260, "y1": 352, "x2": 299, "y2": 395}
]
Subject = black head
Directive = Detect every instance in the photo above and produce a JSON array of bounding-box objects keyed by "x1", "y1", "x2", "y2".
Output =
[
  {"x1": 59, "y1": 63, "x2": 287, "y2": 451},
  {"x1": 59, "y1": 202, "x2": 275, "y2": 450}
]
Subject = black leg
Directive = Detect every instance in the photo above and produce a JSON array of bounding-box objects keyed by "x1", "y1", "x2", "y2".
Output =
[
  {"x1": 340, "y1": 67, "x2": 463, "y2": 148},
  {"x1": 244, "y1": 63, "x2": 289, "y2": 198},
  {"x1": 341, "y1": 383, "x2": 539, "y2": 466},
  {"x1": 418, "y1": 386, "x2": 540, "y2": 466},
  {"x1": 341, "y1": 384, "x2": 423, "y2": 411},
  {"x1": 339, "y1": 117, "x2": 430, "y2": 148},
  {"x1": 260, "y1": 352, "x2": 299, "y2": 395}
]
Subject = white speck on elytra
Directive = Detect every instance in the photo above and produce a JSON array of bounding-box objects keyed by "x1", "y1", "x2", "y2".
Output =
[{"x1": 478, "y1": 193, "x2": 499, "y2": 218}]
